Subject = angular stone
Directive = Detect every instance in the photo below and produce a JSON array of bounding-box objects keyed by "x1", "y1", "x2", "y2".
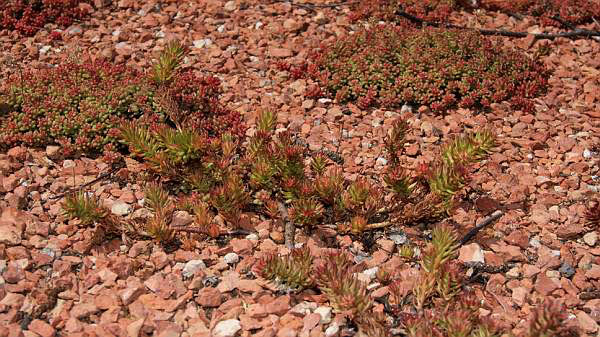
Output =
[
  {"x1": 111, "y1": 201, "x2": 131, "y2": 216},
  {"x1": 584, "y1": 232, "x2": 598, "y2": 247},
  {"x1": 459, "y1": 243, "x2": 485, "y2": 263},
  {"x1": 70, "y1": 302, "x2": 99, "y2": 319},
  {"x1": 0, "y1": 220, "x2": 22, "y2": 246},
  {"x1": 195, "y1": 287, "x2": 222, "y2": 308},
  {"x1": 224, "y1": 0, "x2": 236, "y2": 11},
  {"x1": 577, "y1": 311, "x2": 599, "y2": 333},
  {"x1": 212, "y1": 319, "x2": 241, "y2": 337},
  {"x1": 223, "y1": 253, "x2": 239, "y2": 265},
  {"x1": 534, "y1": 274, "x2": 560, "y2": 295},
  {"x1": 511, "y1": 287, "x2": 528, "y2": 306},
  {"x1": 314, "y1": 306, "x2": 332, "y2": 324},
  {"x1": 28, "y1": 319, "x2": 55, "y2": 337},
  {"x1": 127, "y1": 318, "x2": 145, "y2": 337},
  {"x1": 120, "y1": 284, "x2": 145, "y2": 305},
  {"x1": 230, "y1": 239, "x2": 253, "y2": 255},
  {"x1": 269, "y1": 47, "x2": 293, "y2": 58},
  {"x1": 265, "y1": 296, "x2": 291, "y2": 315},
  {"x1": 183, "y1": 260, "x2": 206, "y2": 278}
]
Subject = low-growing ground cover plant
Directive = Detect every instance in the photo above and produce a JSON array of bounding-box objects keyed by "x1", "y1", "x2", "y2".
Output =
[
  {"x1": 62, "y1": 96, "x2": 495, "y2": 246},
  {"x1": 118, "y1": 108, "x2": 496, "y2": 242},
  {"x1": 0, "y1": 41, "x2": 244, "y2": 158},
  {"x1": 349, "y1": 0, "x2": 600, "y2": 27},
  {"x1": 0, "y1": 59, "x2": 155, "y2": 156},
  {"x1": 0, "y1": 0, "x2": 90, "y2": 36},
  {"x1": 291, "y1": 25, "x2": 549, "y2": 113},
  {"x1": 255, "y1": 225, "x2": 578, "y2": 337}
]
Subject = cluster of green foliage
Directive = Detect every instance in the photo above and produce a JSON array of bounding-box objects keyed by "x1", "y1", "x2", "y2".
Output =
[
  {"x1": 292, "y1": 25, "x2": 549, "y2": 113},
  {"x1": 7, "y1": 9, "x2": 574, "y2": 333},
  {"x1": 255, "y1": 225, "x2": 579, "y2": 337},
  {"x1": 0, "y1": 41, "x2": 243, "y2": 158}
]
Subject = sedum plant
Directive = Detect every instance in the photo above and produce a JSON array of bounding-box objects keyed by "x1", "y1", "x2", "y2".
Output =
[
  {"x1": 61, "y1": 190, "x2": 127, "y2": 248},
  {"x1": 62, "y1": 191, "x2": 107, "y2": 226},
  {"x1": 254, "y1": 247, "x2": 314, "y2": 290},
  {"x1": 0, "y1": 39, "x2": 243, "y2": 158},
  {"x1": 525, "y1": 300, "x2": 580, "y2": 337},
  {"x1": 0, "y1": 0, "x2": 89, "y2": 36},
  {"x1": 0, "y1": 59, "x2": 155, "y2": 156},
  {"x1": 122, "y1": 108, "x2": 496, "y2": 237},
  {"x1": 295, "y1": 25, "x2": 549, "y2": 113},
  {"x1": 426, "y1": 130, "x2": 496, "y2": 205},
  {"x1": 143, "y1": 183, "x2": 177, "y2": 243}
]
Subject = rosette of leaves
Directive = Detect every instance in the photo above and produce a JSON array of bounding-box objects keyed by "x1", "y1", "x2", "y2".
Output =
[
  {"x1": 413, "y1": 225, "x2": 460, "y2": 308},
  {"x1": 403, "y1": 291, "x2": 500, "y2": 337},
  {"x1": 144, "y1": 183, "x2": 177, "y2": 242},
  {"x1": 288, "y1": 197, "x2": 324, "y2": 228},
  {"x1": 427, "y1": 130, "x2": 495, "y2": 203},
  {"x1": 526, "y1": 300, "x2": 580, "y2": 337},
  {"x1": 62, "y1": 191, "x2": 107, "y2": 225},
  {"x1": 341, "y1": 178, "x2": 384, "y2": 222},
  {"x1": 255, "y1": 247, "x2": 314, "y2": 290},
  {"x1": 62, "y1": 190, "x2": 124, "y2": 247},
  {"x1": 314, "y1": 252, "x2": 372, "y2": 316}
]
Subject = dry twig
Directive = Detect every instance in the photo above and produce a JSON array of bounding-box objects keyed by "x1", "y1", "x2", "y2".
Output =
[{"x1": 459, "y1": 210, "x2": 503, "y2": 245}]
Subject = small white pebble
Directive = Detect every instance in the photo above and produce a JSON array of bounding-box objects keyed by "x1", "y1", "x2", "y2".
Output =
[
  {"x1": 314, "y1": 306, "x2": 332, "y2": 324},
  {"x1": 376, "y1": 157, "x2": 388, "y2": 166},
  {"x1": 325, "y1": 323, "x2": 339, "y2": 337},
  {"x1": 245, "y1": 233, "x2": 259, "y2": 241},
  {"x1": 362, "y1": 267, "x2": 379, "y2": 281},
  {"x1": 529, "y1": 238, "x2": 541, "y2": 248},
  {"x1": 583, "y1": 232, "x2": 598, "y2": 247},
  {"x1": 223, "y1": 253, "x2": 239, "y2": 265}
]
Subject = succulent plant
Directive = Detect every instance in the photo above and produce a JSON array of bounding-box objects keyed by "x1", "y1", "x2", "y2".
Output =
[
  {"x1": 255, "y1": 247, "x2": 314, "y2": 290},
  {"x1": 300, "y1": 25, "x2": 549, "y2": 113}
]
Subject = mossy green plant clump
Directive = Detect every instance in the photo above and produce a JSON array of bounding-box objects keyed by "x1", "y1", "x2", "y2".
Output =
[{"x1": 298, "y1": 25, "x2": 549, "y2": 113}]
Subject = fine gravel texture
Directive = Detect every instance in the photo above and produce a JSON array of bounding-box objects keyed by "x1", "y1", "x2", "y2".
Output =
[{"x1": 0, "y1": 0, "x2": 600, "y2": 336}]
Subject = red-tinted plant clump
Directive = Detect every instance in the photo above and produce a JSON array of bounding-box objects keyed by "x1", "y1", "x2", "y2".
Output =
[
  {"x1": 0, "y1": 0, "x2": 90, "y2": 36},
  {"x1": 0, "y1": 60, "x2": 154, "y2": 156},
  {"x1": 302, "y1": 25, "x2": 549, "y2": 113},
  {"x1": 0, "y1": 41, "x2": 244, "y2": 157}
]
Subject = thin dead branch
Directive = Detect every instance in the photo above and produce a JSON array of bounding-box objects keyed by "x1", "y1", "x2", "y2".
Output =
[
  {"x1": 278, "y1": 201, "x2": 296, "y2": 249},
  {"x1": 49, "y1": 162, "x2": 124, "y2": 200},
  {"x1": 271, "y1": 0, "x2": 359, "y2": 11},
  {"x1": 459, "y1": 210, "x2": 503, "y2": 245}
]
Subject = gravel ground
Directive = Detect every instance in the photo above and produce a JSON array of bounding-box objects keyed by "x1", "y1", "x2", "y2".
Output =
[{"x1": 0, "y1": 0, "x2": 600, "y2": 336}]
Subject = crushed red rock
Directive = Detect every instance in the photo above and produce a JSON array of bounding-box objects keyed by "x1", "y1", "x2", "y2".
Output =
[{"x1": 0, "y1": 0, "x2": 599, "y2": 336}]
